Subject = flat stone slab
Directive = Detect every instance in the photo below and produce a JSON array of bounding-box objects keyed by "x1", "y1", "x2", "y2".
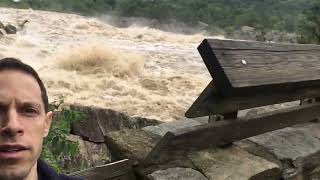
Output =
[
  {"x1": 248, "y1": 127, "x2": 320, "y2": 162},
  {"x1": 294, "y1": 122, "x2": 320, "y2": 140},
  {"x1": 147, "y1": 167, "x2": 208, "y2": 180},
  {"x1": 143, "y1": 118, "x2": 204, "y2": 137},
  {"x1": 238, "y1": 123, "x2": 320, "y2": 178},
  {"x1": 105, "y1": 129, "x2": 160, "y2": 162},
  {"x1": 189, "y1": 147, "x2": 281, "y2": 180}
]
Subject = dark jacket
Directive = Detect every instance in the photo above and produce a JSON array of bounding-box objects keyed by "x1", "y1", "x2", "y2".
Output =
[{"x1": 37, "y1": 160, "x2": 83, "y2": 180}]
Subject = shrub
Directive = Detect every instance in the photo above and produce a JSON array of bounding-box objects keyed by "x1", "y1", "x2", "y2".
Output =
[{"x1": 41, "y1": 97, "x2": 85, "y2": 173}]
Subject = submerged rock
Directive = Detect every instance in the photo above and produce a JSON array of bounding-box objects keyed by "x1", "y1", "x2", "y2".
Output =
[
  {"x1": 4, "y1": 24, "x2": 17, "y2": 34},
  {"x1": 0, "y1": 21, "x2": 4, "y2": 29},
  {"x1": 18, "y1": 19, "x2": 29, "y2": 29}
]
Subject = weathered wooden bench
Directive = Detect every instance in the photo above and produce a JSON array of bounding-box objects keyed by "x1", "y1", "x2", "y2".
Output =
[
  {"x1": 141, "y1": 39, "x2": 320, "y2": 166},
  {"x1": 72, "y1": 39, "x2": 320, "y2": 179}
]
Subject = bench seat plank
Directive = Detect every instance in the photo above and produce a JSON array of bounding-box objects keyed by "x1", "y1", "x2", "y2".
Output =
[{"x1": 185, "y1": 80, "x2": 320, "y2": 118}]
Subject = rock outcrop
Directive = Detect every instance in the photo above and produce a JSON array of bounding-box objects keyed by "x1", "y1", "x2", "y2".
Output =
[{"x1": 71, "y1": 105, "x2": 161, "y2": 143}]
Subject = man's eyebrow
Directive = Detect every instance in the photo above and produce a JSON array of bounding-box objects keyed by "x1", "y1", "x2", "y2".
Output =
[
  {"x1": 0, "y1": 99, "x2": 9, "y2": 106},
  {"x1": 0, "y1": 97, "x2": 43, "y2": 109},
  {"x1": 18, "y1": 101, "x2": 42, "y2": 108},
  {"x1": 11, "y1": 98, "x2": 42, "y2": 109},
  {"x1": 0, "y1": 95, "x2": 8, "y2": 101}
]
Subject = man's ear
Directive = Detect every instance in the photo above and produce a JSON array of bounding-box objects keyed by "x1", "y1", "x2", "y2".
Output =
[{"x1": 44, "y1": 111, "x2": 53, "y2": 137}]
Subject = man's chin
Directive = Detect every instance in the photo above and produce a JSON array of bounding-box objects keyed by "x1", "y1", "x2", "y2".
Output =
[
  {"x1": 0, "y1": 168, "x2": 29, "y2": 180},
  {"x1": 0, "y1": 161, "x2": 32, "y2": 180}
]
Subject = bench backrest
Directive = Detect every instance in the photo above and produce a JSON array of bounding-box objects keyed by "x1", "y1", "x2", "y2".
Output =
[
  {"x1": 201, "y1": 39, "x2": 320, "y2": 96},
  {"x1": 186, "y1": 39, "x2": 320, "y2": 118}
]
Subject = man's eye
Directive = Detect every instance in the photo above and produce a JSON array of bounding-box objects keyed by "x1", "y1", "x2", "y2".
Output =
[
  {"x1": 0, "y1": 105, "x2": 7, "y2": 114},
  {"x1": 22, "y1": 108, "x2": 39, "y2": 115},
  {"x1": 0, "y1": 106, "x2": 5, "y2": 112}
]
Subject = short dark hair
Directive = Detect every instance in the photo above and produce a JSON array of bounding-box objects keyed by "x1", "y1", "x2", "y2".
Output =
[{"x1": 0, "y1": 58, "x2": 49, "y2": 112}]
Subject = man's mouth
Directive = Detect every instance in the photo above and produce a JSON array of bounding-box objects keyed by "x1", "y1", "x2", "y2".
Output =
[
  {"x1": 0, "y1": 144, "x2": 29, "y2": 160},
  {"x1": 0, "y1": 145, "x2": 28, "y2": 151}
]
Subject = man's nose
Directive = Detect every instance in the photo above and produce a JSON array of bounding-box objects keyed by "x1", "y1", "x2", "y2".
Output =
[{"x1": 0, "y1": 108, "x2": 24, "y2": 137}]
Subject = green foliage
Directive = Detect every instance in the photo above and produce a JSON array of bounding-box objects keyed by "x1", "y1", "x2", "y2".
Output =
[
  {"x1": 41, "y1": 97, "x2": 85, "y2": 173},
  {"x1": 0, "y1": 0, "x2": 318, "y2": 35},
  {"x1": 297, "y1": 1, "x2": 320, "y2": 44}
]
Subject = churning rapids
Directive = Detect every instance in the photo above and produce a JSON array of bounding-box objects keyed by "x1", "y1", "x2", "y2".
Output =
[{"x1": 0, "y1": 7, "x2": 218, "y2": 121}]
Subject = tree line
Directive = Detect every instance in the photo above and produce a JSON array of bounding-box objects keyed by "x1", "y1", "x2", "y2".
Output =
[{"x1": 0, "y1": 0, "x2": 319, "y2": 44}]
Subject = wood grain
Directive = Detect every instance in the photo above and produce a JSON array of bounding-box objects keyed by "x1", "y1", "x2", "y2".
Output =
[
  {"x1": 199, "y1": 39, "x2": 320, "y2": 96},
  {"x1": 186, "y1": 80, "x2": 320, "y2": 118}
]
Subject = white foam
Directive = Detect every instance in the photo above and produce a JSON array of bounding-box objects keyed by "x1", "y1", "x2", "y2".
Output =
[{"x1": 0, "y1": 7, "x2": 211, "y2": 121}]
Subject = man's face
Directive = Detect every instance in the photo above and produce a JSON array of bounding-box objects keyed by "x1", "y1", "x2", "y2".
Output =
[{"x1": 0, "y1": 70, "x2": 52, "y2": 179}]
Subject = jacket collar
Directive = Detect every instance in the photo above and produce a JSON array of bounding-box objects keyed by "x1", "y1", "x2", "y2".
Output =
[
  {"x1": 37, "y1": 159, "x2": 58, "y2": 180},
  {"x1": 37, "y1": 160, "x2": 83, "y2": 180}
]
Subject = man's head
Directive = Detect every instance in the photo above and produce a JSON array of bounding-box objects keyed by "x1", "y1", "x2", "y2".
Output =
[
  {"x1": 0, "y1": 58, "x2": 52, "y2": 179},
  {"x1": 0, "y1": 58, "x2": 49, "y2": 113}
]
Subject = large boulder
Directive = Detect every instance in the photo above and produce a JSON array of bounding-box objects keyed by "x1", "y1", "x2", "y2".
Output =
[
  {"x1": 4, "y1": 24, "x2": 17, "y2": 34},
  {"x1": 71, "y1": 105, "x2": 161, "y2": 143},
  {"x1": 64, "y1": 135, "x2": 111, "y2": 173}
]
